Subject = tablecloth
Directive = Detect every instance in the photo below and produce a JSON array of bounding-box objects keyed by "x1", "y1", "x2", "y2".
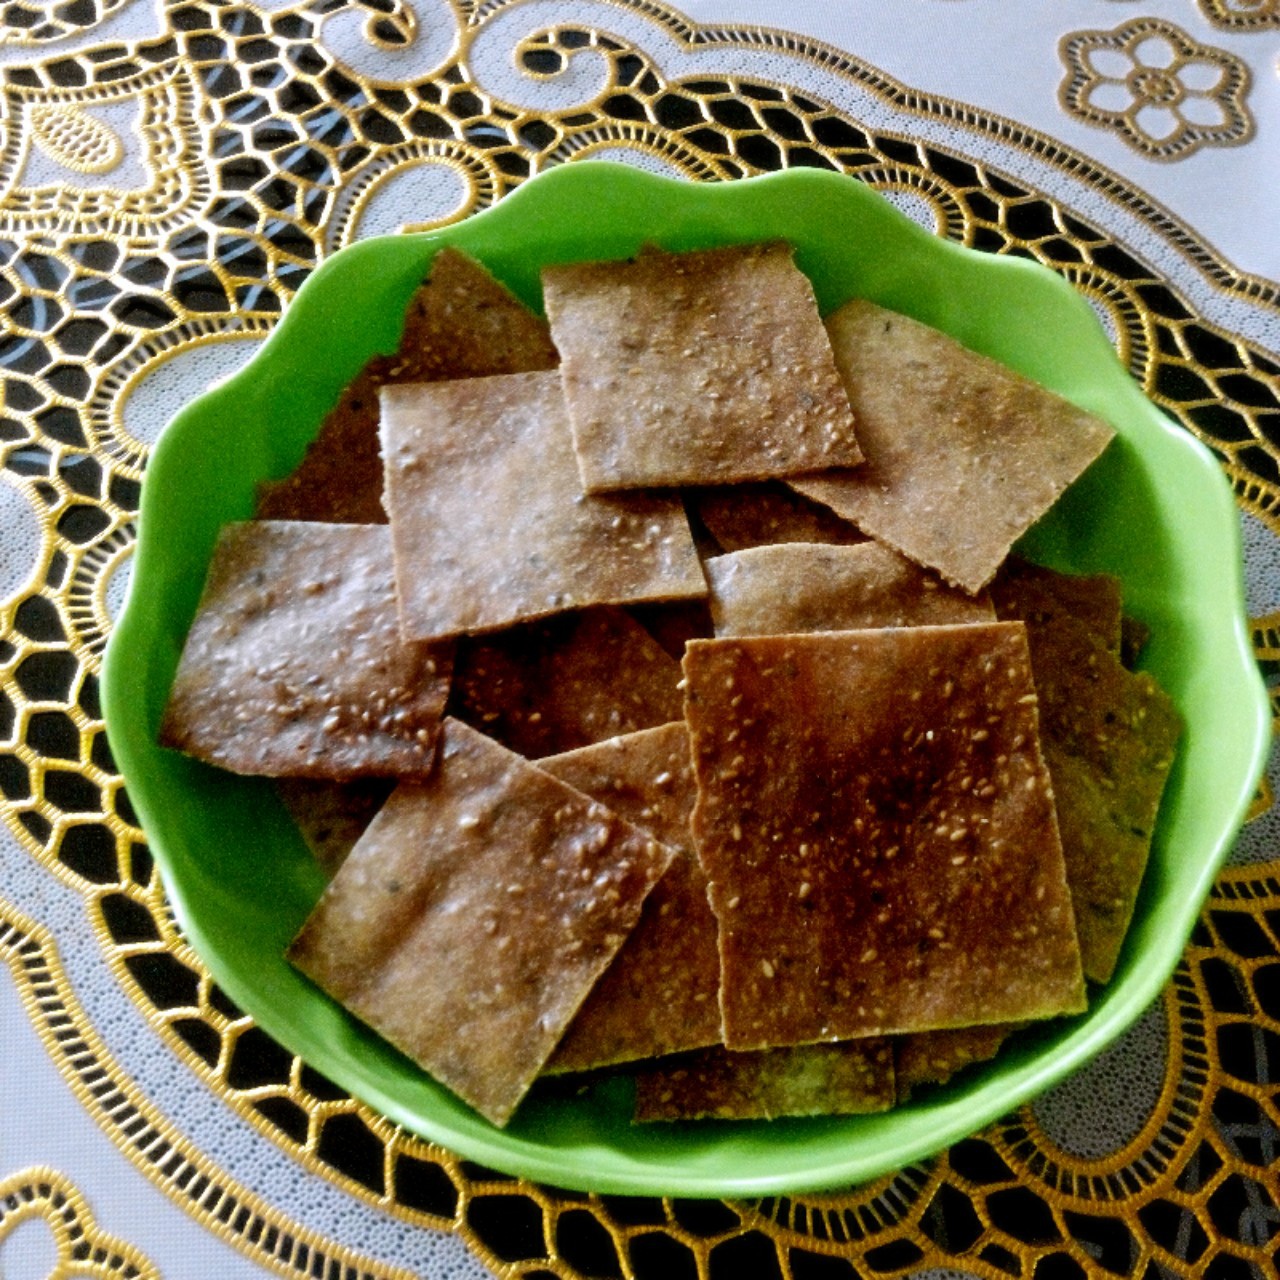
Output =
[{"x1": 1, "y1": 2, "x2": 1277, "y2": 1277}]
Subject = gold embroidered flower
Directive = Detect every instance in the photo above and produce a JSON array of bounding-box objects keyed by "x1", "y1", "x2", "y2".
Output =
[
  {"x1": 1060, "y1": 19, "x2": 1253, "y2": 159},
  {"x1": 1198, "y1": 0, "x2": 1280, "y2": 30}
]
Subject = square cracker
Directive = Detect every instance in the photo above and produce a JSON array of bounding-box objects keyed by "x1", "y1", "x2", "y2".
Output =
[
  {"x1": 626, "y1": 598, "x2": 715, "y2": 660},
  {"x1": 542, "y1": 242, "x2": 862, "y2": 491},
  {"x1": 288, "y1": 718, "x2": 674, "y2": 1127},
  {"x1": 1121, "y1": 616, "x2": 1151, "y2": 669},
  {"x1": 791, "y1": 300, "x2": 1115, "y2": 593},
  {"x1": 707, "y1": 541, "x2": 995, "y2": 637},
  {"x1": 381, "y1": 370, "x2": 706, "y2": 641},
  {"x1": 991, "y1": 558, "x2": 1123, "y2": 657},
  {"x1": 256, "y1": 247, "x2": 559, "y2": 524},
  {"x1": 683, "y1": 624, "x2": 1085, "y2": 1050},
  {"x1": 540, "y1": 723, "x2": 723, "y2": 1072},
  {"x1": 893, "y1": 1024, "x2": 1013, "y2": 1101},
  {"x1": 159, "y1": 522, "x2": 450, "y2": 778},
  {"x1": 448, "y1": 606, "x2": 684, "y2": 759},
  {"x1": 276, "y1": 777, "x2": 393, "y2": 877},
  {"x1": 634, "y1": 1039, "x2": 894, "y2": 1122},
  {"x1": 690, "y1": 481, "x2": 865, "y2": 554},
  {"x1": 1009, "y1": 610, "x2": 1181, "y2": 983}
]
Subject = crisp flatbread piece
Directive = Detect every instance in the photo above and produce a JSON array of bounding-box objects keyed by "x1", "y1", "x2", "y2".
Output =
[
  {"x1": 540, "y1": 723, "x2": 722, "y2": 1073},
  {"x1": 448, "y1": 607, "x2": 684, "y2": 759},
  {"x1": 1121, "y1": 616, "x2": 1151, "y2": 669},
  {"x1": 542, "y1": 242, "x2": 862, "y2": 491},
  {"x1": 381, "y1": 370, "x2": 706, "y2": 641},
  {"x1": 288, "y1": 718, "x2": 674, "y2": 1127},
  {"x1": 691, "y1": 481, "x2": 865, "y2": 553},
  {"x1": 791, "y1": 300, "x2": 1115, "y2": 593},
  {"x1": 256, "y1": 247, "x2": 558, "y2": 524},
  {"x1": 991, "y1": 558, "x2": 1123, "y2": 657},
  {"x1": 1041, "y1": 655, "x2": 1180, "y2": 982},
  {"x1": 994, "y1": 563, "x2": 1181, "y2": 981},
  {"x1": 159, "y1": 522, "x2": 451, "y2": 778},
  {"x1": 683, "y1": 624, "x2": 1085, "y2": 1050},
  {"x1": 256, "y1": 363, "x2": 391, "y2": 524},
  {"x1": 627, "y1": 599, "x2": 715, "y2": 661},
  {"x1": 276, "y1": 778, "x2": 393, "y2": 876},
  {"x1": 707, "y1": 541, "x2": 995, "y2": 637},
  {"x1": 894, "y1": 1024, "x2": 1014, "y2": 1101},
  {"x1": 634, "y1": 1040, "x2": 895, "y2": 1121}
]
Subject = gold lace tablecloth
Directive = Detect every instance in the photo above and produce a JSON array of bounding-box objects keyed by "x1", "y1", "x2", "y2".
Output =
[{"x1": 2, "y1": 2, "x2": 1278, "y2": 1277}]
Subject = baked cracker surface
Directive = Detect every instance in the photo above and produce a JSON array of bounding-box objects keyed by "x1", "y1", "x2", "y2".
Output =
[
  {"x1": 540, "y1": 723, "x2": 722, "y2": 1072},
  {"x1": 543, "y1": 242, "x2": 862, "y2": 491},
  {"x1": 634, "y1": 1039, "x2": 894, "y2": 1121},
  {"x1": 791, "y1": 300, "x2": 1115, "y2": 593},
  {"x1": 707, "y1": 541, "x2": 994, "y2": 637},
  {"x1": 288, "y1": 718, "x2": 674, "y2": 1127},
  {"x1": 159, "y1": 522, "x2": 451, "y2": 778},
  {"x1": 691, "y1": 481, "x2": 865, "y2": 553},
  {"x1": 683, "y1": 624, "x2": 1085, "y2": 1050},
  {"x1": 893, "y1": 1024, "x2": 1014, "y2": 1101},
  {"x1": 448, "y1": 606, "x2": 684, "y2": 759},
  {"x1": 381, "y1": 370, "x2": 706, "y2": 641},
  {"x1": 256, "y1": 247, "x2": 558, "y2": 523},
  {"x1": 991, "y1": 558, "x2": 1124, "y2": 657}
]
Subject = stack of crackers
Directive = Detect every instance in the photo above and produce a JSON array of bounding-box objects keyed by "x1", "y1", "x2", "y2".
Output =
[{"x1": 159, "y1": 242, "x2": 1180, "y2": 1127}]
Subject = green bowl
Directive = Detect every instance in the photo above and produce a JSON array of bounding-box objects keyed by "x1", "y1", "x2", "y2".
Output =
[{"x1": 101, "y1": 162, "x2": 1269, "y2": 1196}]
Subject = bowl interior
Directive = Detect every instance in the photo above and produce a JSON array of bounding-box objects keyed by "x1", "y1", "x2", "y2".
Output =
[{"x1": 102, "y1": 162, "x2": 1269, "y2": 1196}]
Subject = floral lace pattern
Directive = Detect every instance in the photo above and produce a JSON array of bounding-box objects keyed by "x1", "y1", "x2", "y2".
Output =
[
  {"x1": 0, "y1": 1, "x2": 1277, "y2": 1276},
  {"x1": 1197, "y1": 0, "x2": 1280, "y2": 29},
  {"x1": 1059, "y1": 18, "x2": 1253, "y2": 159},
  {"x1": 0, "y1": 1166, "x2": 158, "y2": 1279}
]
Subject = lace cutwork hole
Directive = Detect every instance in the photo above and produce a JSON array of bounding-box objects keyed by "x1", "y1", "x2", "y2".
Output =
[{"x1": 0, "y1": 1217, "x2": 59, "y2": 1280}]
